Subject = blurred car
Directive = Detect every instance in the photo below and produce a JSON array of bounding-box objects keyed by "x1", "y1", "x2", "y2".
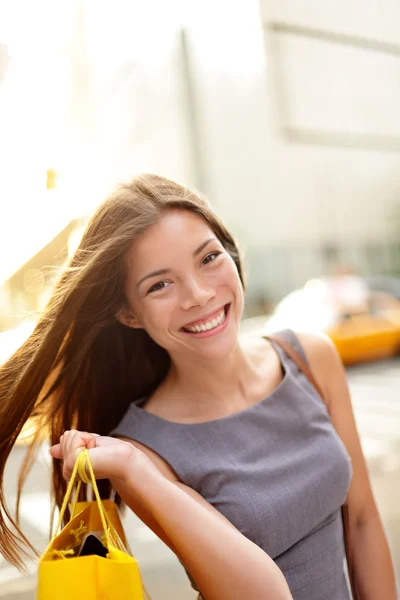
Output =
[{"x1": 249, "y1": 277, "x2": 400, "y2": 365}]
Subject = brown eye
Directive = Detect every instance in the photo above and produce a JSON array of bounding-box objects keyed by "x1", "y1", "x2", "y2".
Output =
[
  {"x1": 202, "y1": 252, "x2": 221, "y2": 266},
  {"x1": 147, "y1": 281, "x2": 169, "y2": 294}
]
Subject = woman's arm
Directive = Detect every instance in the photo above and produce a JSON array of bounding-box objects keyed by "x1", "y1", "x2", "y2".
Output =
[
  {"x1": 51, "y1": 431, "x2": 292, "y2": 600},
  {"x1": 298, "y1": 331, "x2": 397, "y2": 599},
  {"x1": 114, "y1": 457, "x2": 291, "y2": 600}
]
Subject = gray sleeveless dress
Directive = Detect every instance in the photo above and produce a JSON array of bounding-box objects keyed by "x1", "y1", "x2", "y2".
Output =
[{"x1": 109, "y1": 329, "x2": 353, "y2": 600}]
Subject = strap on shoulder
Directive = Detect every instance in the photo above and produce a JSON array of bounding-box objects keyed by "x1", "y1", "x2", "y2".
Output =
[{"x1": 267, "y1": 333, "x2": 325, "y2": 401}]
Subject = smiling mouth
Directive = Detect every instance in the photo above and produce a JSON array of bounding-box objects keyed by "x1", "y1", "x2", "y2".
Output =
[{"x1": 182, "y1": 304, "x2": 230, "y2": 333}]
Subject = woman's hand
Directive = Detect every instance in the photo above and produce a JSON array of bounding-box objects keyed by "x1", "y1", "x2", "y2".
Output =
[{"x1": 50, "y1": 430, "x2": 152, "y2": 483}]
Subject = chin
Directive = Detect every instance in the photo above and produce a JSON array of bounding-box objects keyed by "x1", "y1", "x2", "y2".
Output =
[{"x1": 190, "y1": 324, "x2": 240, "y2": 361}]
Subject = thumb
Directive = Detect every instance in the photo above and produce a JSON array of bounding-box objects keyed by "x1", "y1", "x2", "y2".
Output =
[{"x1": 49, "y1": 443, "x2": 61, "y2": 459}]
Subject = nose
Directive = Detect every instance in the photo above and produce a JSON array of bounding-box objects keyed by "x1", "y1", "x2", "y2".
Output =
[{"x1": 180, "y1": 275, "x2": 216, "y2": 311}]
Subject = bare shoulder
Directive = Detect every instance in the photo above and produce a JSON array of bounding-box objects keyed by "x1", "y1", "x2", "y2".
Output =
[
  {"x1": 294, "y1": 331, "x2": 346, "y2": 410},
  {"x1": 295, "y1": 330, "x2": 340, "y2": 365}
]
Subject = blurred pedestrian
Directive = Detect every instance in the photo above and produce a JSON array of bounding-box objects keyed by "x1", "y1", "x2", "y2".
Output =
[{"x1": 0, "y1": 175, "x2": 396, "y2": 599}]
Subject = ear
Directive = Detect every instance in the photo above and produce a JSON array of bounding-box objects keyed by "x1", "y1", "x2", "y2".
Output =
[{"x1": 115, "y1": 305, "x2": 143, "y2": 329}]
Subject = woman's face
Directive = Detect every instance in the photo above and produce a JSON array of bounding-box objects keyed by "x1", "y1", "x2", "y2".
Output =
[{"x1": 121, "y1": 209, "x2": 244, "y2": 362}]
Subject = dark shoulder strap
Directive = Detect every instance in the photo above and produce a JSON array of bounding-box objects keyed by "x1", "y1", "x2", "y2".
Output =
[
  {"x1": 267, "y1": 333, "x2": 325, "y2": 400},
  {"x1": 266, "y1": 332, "x2": 359, "y2": 600}
]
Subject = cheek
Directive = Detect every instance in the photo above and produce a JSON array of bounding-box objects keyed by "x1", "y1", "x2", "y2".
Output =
[
  {"x1": 141, "y1": 297, "x2": 178, "y2": 334},
  {"x1": 223, "y1": 263, "x2": 244, "y2": 311},
  {"x1": 219, "y1": 260, "x2": 243, "y2": 292}
]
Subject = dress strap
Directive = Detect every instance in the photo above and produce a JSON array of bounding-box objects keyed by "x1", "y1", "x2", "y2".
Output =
[
  {"x1": 268, "y1": 329, "x2": 309, "y2": 364},
  {"x1": 267, "y1": 330, "x2": 325, "y2": 401}
]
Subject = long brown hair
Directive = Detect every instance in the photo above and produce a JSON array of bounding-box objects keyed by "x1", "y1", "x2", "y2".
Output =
[{"x1": 0, "y1": 174, "x2": 245, "y2": 570}]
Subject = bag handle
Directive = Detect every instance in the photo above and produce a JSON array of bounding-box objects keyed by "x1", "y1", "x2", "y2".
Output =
[
  {"x1": 54, "y1": 449, "x2": 112, "y2": 549},
  {"x1": 267, "y1": 334, "x2": 359, "y2": 600}
]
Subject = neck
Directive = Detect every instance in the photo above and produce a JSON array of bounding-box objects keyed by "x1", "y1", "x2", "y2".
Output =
[{"x1": 164, "y1": 338, "x2": 258, "y2": 416}]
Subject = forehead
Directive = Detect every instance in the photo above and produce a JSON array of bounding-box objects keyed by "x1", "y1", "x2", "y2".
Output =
[{"x1": 127, "y1": 210, "x2": 216, "y2": 265}]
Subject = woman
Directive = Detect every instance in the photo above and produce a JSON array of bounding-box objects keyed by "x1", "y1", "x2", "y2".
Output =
[{"x1": 0, "y1": 175, "x2": 396, "y2": 599}]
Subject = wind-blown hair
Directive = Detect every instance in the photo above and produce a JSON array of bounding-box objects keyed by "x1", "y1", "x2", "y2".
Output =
[{"x1": 0, "y1": 174, "x2": 245, "y2": 569}]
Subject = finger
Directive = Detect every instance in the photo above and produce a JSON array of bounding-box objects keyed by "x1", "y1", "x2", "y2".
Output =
[
  {"x1": 61, "y1": 431, "x2": 100, "y2": 480},
  {"x1": 63, "y1": 430, "x2": 82, "y2": 456},
  {"x1": 56, "y1": 431, "x2": 99, "y2": 462},
  {"x1": 87, "y1": 433, "x2": 100, "y2": 449},
  {"x1": 49, "y1": 443, "x2": 61, "y2": 459},
  {"x1": 63, "y1": 430, "x2": 98, "y2": 455},
  {"x1": 59, "y1": 430, "x2": 69, "y2": 458}
]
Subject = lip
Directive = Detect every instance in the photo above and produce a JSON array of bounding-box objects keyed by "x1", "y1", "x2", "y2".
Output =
[
  {"x1": 181, "y1": 304, "x2": 231, "y2": 338},
  {"x1": 181, "y1": 305, "x2": 228, "y2": 330}
]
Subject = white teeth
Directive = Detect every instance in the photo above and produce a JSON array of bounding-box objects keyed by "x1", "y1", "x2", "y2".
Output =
[
  {"x1": 185, "y1": 307, "x2": 226, "y2": 333},
  {"x1": 215, "y1": 311, "x2": 224, "y2": 326}
]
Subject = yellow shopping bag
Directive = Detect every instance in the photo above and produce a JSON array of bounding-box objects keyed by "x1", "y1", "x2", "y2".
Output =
[{"x1": 37, "y1": 449, "x2": 151, "y2": 600}]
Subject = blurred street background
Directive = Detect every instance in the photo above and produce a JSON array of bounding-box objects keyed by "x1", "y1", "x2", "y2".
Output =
[{"x1": 1, "y1": 0, "x2": 400, "y2": 597}]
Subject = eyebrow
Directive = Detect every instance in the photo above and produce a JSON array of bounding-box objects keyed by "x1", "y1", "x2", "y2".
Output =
[{"x1": 136, "y1": 237, "x2": 217, "y2": 288}]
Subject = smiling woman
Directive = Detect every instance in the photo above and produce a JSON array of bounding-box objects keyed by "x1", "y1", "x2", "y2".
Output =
[
  {"x1": 116, "y1": 209, "x2": 244, "y2": 367},
  {"x1": 0, "y1": 174, "x2": 396, "y2": 600}
]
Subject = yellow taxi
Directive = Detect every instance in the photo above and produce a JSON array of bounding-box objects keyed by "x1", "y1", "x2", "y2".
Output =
[{"x1": 258, "y1": 277, "x2": 400, "y2": 365}]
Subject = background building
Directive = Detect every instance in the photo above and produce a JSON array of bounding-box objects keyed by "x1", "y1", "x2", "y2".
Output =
[{"x1": 2, "y1": 0, "x2": 400, "y2": 323}]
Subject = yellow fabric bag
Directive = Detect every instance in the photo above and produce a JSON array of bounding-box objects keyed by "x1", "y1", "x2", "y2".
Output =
[{"x1": 37, "y1": 449, "x2": 151, "y2": 600}]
